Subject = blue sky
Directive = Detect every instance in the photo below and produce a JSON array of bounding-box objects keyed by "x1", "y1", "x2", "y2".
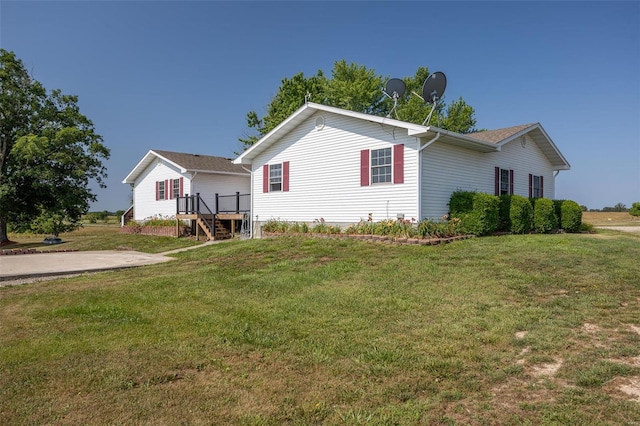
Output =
[{"x1": 2, "y1": 1, "x2": 639, "y2": 211}]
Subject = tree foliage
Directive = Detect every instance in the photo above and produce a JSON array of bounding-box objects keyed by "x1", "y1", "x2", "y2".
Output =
[
  {"x1": 0, "y1": 49, "x2": 110, "y2": 242},
  {"x1": 239, "y1": 61, "x2": 480, "y2": 151},
  {"x1": 629, "y1": 202, "x2": 640, "y2": 218}
]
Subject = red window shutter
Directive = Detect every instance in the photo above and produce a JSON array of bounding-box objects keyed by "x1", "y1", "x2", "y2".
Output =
[
  {"x1": 155, "y1": 181, "x2": 159, "y2": 201},
  {"x1": 360, "y1": 150, "x2": 370, "y2": 186},
  {"x1": 169, "y1": 179, "x2": 173, "y2": 199},
  {"x1": 165, "y1": 180, "x2": 169, "y2": 200},
  {"x1": 283, "y1": 161, "x2": 290, "y2": 192},
  {"x1": 263, "y1": 164, "x2": 269, "y2": 193},
  {"x1": 179, "y1": 177, "x2": 184, "y2": 197},
  {"x1": 529, "y1": 174, "x2": 533, "y2": 198},
  {"x1": 393, "y1": 144, "x2": 404, "y2": 184},
  {"x1": 509, "y1": 170, "x2": 514, "y2": 195},
  {"x1": 494, "y1": 167, "x2": 500, "y2": 196},
  {"x1": 540, "y1": 176, "x2": 544, "y2": 198}
]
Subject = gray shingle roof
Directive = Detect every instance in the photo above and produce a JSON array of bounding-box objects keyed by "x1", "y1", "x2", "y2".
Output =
[
  {"x1": 153, "y1": 150, "x2": 248, "y2": 174},
  {"x1": 467, "y1": 123, "x2": 537, "y2": 144}
]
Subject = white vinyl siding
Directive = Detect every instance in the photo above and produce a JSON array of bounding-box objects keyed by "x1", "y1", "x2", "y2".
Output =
[
  {"x1": 191, "y1": 173, "x2": 251, "y2": 212},
  {"x1": 252, "y1": 111, "x2": 419, "y2": 224},
  {"x1": 132, "y1": 159, "x2": 188, "y2": 221},
  {"x1": 421, "y1": 134, "x2": 555, "y2": 219}
]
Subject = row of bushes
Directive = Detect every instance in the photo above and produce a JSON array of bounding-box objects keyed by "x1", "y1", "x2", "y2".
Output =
[
  {"x1": 262, "y1": 217, "x2": 466, "y2": 239},
  {"x1": 450, "y1": 191, "x2": 583, "y2": 236}
]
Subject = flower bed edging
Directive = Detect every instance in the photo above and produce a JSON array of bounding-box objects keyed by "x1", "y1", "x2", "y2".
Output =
[
  {"x1": 120, "y1": 225, "x2": 190, "y2": 237},
  {"x1": 262, "y1": 232, "x2": 474, "y2": 245}
]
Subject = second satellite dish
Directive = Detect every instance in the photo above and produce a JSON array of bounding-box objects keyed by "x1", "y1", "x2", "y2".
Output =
[{"x1": 422, "y1": 71, "x2": 447, "y2": 105}]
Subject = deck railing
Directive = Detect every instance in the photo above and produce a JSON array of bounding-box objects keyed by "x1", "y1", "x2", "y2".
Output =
[
  {"x1": 215, "y1": 192, "x2": 250, "y2": 214},
  {"x1": 176, "y1": 193, "x2": 215, "y2": 236}
]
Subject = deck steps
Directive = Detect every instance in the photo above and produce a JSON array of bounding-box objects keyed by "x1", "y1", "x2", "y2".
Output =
[{"x1": 214, "y1": 219, "x2": 232, "y2": 239}]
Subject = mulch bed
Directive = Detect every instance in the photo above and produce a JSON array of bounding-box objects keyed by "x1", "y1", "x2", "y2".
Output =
[
  {"x1": 262, "y1": 232, "x2": 475, "y2": 245},
  {"x1": 0, "y1": 248, "x2": 80, "y2": 256}
]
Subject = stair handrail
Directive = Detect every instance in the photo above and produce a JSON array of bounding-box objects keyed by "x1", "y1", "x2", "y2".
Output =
[{"x1": 194, "y1": 193, "x2": 215, "y2": 238}]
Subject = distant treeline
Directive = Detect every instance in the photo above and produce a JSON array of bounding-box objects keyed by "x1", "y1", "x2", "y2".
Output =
[
  {"x1": 587, "y1": 202, "x2": 629, "y2": 212},
  {"x1": 84, "y1": 211, "x2": 125, "y2": 222}
]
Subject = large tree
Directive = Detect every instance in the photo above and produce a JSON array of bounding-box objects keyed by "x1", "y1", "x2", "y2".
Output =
[
  {"x1": 239, "y1": 62, "x2": 479, "y2": 151},
  {"x1": 0, "y1": 49, "x2": 109, "y2": 243}
]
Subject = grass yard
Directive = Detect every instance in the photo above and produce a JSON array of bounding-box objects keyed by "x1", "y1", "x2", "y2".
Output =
[
  {"x1": 4, "y1": 224, "x2": 201, "y2": 253},
  {"x1": 1, "y1": 230, "x2": 639, "y2": 424},
  {"x1": 583, "y1": 211, "x2": 639, "y2": 227}
]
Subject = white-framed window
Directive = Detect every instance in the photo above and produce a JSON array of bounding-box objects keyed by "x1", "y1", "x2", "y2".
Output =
[
  {"x1": 269, "y1": 163, "x2": 282, "y2": 192},
  {"x1": 158, "y1": 180, "x2": 166, "y2": 200},
  {"x1": 172, "y1": 179, "x2": 180, "y2": 199},
  {"x1": 532, "y1": 175, "x2": 541, "y2": 198},
  {"x1": 529, "y1": 174, "x2": 543, "y2": 198},
  {"x1": 371, "y1": 147, "x2": 392, "y2": 184},
  {"x1": 500, "y1": 168, "x2": 510, "y2": 195}
]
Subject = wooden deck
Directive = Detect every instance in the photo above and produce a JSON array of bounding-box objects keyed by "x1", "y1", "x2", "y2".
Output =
[{"x1": 176, "y1": 213, "x2": 247, "y2": 240}]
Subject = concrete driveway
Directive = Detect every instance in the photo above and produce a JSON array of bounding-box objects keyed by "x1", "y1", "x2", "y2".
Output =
[
  {"x1": 595, "y1": 226, "x2": 640, "y2": 233},
  {"x1": 0, "y1": 242, "x2": 218, "y2": 285}
]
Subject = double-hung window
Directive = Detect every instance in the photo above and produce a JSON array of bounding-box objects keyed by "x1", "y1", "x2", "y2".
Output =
[
  {"x1": 371, "y1": 148, "x2": 392, "y2": 184},
  {"x1": 158, "y1": 181, "x2": 166, "y2": 200},
  {"x1": 262, "y1": 162, "x2": 289, "y2": 193},
  {"x1": 360, "y1": 145, "x2": 404, "y2": 186},
  {"x1": 495, "y1": 167, "x2": 514, "y2": 196},
  {"x1": 269, "y1": 164, "x2": 282, "y2": 192},
  {"x1": 500, "y1": 168, "x2": 510, "y2": 195},
  {"x1": 529, "y1": 174, "x2": 544, "y2": 198},
  {"x1": 172, "y1": 179, "x2": 181, "y2": 199}
]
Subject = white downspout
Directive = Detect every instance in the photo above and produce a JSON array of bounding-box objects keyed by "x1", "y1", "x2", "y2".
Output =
[
  {"x1": 190, "y1": 171, "x2": 198, "y2": 194},
  {"x1": 417, "y1": 132, "x2": 441, "y2": 221},
  {"x1": 242, "y1": 165, "x2": 253, "y2": 238}
]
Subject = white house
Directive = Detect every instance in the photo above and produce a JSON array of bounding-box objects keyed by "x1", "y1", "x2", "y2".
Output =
[
  {"x1": 122, "y1": 149, "x2": 250, "y2": 223},
  {"x1": 233, "y1": 102, "x2": 570, "y2": 236}
]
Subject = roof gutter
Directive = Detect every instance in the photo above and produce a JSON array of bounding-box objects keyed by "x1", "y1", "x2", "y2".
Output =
[{"x1": 418, "y1": 132, "x2": 441, "y2": 220}]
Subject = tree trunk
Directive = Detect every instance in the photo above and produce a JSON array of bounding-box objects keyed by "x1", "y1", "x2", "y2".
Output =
[{"x1": 0, "y1": 217, "x2": 9, "y2": 245}]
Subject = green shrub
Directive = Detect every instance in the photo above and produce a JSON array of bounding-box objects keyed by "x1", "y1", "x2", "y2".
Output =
[
  {"x1": 498, "y1": 195, "x2": 512, "y2": 232},
  {"x1": 458, "y1": 193, "x2": 500, "y2": 236},
  {"x1": 629, "y1": 202, "x2": 640, "y2": 218},
  {"x1": 449, "y1": 190, "x2": 475, "y2": 215},
  {"x1": 510, "y1": 195, "x2": 533, "y2": 234},
  {"x1": 560, "y1": 200, "x2": 582, "y2": 232},
  {"x1": 580, "y1": 222, "x2": 594, "y2": 233},
  {"x1": 262, "y1": 219, "x2": 290, "y2": 233},
  {"x1": 533, "y1": 198, "x2": 558, "y2": 234},
  {"x1": 553, "y1": 199, "x2": 564, "y2": 226},
  {"x1": 145, "y1": 218, "x2": 178, "y2": 226}
]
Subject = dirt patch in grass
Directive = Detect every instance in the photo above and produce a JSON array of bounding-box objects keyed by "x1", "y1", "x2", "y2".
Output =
[{"x1": 583, "y1": 211, "x2": 639, "y2": 226}]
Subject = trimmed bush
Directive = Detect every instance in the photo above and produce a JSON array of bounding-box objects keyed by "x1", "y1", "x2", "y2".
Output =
[
  {"x1": 560, "y1": 200, "x2": 582, "y2": 232},
  {"x1": 533, "y1": 198, "x2": 558, "y2": 234},
  {"x1": 498, "y1": 195, "x2": 512, "y2": 232},
  {"x1": 553, "y1": 199, "x2": 564, "y2": 226},
  {"x1": 449, "y1": 190, "x2": 475, "y2": 215},
  {"x1": 459, "y1": 193, "x2": 500, "y2": 236},
  {"x1": 510, "y1": 195, "x2": 534, "y2": 234}
]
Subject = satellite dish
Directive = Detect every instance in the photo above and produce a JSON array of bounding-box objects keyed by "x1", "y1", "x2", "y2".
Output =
[
  {"x1": 383, "y1": 78, "x2": 406, "y2": 99},
  {"x1": 422, "y1": 71, "x2": 447, "y2": 105},
  {"x1": 420, "y1": 71, "x2": 447, "y2": 125},
  {"x1": 383, "y1": 78, "x2": 406, "y2": 119}
]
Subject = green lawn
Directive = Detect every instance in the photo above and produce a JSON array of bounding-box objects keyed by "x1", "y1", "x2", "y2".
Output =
[
  {"x1": 5, "y1": 224, "x2": 201, "y2": 253},
  {"x1": 1, "y1": 231, "x2": 639, "y2": 424}
]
